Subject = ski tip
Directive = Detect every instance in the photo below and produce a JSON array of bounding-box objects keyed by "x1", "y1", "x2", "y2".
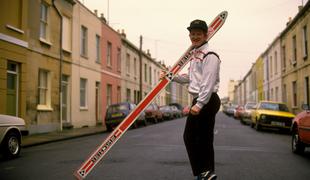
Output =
[{"x1": 220, "y1": 11, "x2": 228, "y2": 20}]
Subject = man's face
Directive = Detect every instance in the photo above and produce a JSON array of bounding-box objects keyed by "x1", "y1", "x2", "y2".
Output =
[{"x1": 189, "y1": 29, "x2": 208, "y2": 47}]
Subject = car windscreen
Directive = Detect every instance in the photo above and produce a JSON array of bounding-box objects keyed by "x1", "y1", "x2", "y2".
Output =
[
  {"x1": 259, "y1": 103, "x2": 289, "y2": 112},
  {"x1": 146, "y1": 105, "x2": 154, "y2": 110},
  {"x1": 245, "y1": 103, "x2": 256, "y2": 109},
  {"x1": 160, "y1": 106, "x2": 170, "y2": 110},
  {"x1": 107, "y1": 104, "x2": 129, "y2": 113}
]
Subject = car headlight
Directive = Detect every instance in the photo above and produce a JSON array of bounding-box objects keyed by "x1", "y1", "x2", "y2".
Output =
[{"x1": 261, "y1": 115, "x2": 266, "y2": 120}]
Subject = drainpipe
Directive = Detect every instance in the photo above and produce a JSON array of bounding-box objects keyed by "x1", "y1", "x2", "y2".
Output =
[
  {"x1": 53, "y1": 0, "x2": 63, "y2": 131},
  {"x1": 139, "y1": 35, "x2": 143, "y2": 102}
]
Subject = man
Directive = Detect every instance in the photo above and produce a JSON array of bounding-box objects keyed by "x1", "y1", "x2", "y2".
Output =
[{"x1": 172, "y1": 19, "x2": 221, "y2": 180}]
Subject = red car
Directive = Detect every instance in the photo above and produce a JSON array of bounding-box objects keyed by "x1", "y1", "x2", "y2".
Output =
[
  {"x1": 291, "y1": 104, "x2": 310, "y2": 154},
  {"x1": 145, "y1": 103, "x2": 163, "y2": 123},
  {"x1": 233, "y1": 105, "x2": 244, "y2": 119}
]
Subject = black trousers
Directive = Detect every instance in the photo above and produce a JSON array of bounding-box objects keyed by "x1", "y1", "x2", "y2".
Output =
[{"x1": 183, "y1": 93, "x2": 221, "y2": 176}]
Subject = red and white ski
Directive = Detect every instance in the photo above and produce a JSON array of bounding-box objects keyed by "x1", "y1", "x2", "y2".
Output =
[{"x1": 74, "y1": 11, "x2": 228, "y2": 179}]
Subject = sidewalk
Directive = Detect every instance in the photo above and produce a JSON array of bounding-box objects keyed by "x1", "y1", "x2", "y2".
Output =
[{"x1": 22, "y1": 126, "x2": 107, "y2": 148}]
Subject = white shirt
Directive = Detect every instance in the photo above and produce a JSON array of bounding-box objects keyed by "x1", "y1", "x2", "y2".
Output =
[{"x1": 173, "y1": 42, "x2": 220, "y2": 109}]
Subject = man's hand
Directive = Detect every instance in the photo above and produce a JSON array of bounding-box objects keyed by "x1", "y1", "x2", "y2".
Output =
[{"x1": 190, "y1": 105, "x2": 201, "y2": 115}]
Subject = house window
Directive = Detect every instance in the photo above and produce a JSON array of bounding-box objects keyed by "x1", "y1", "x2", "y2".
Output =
[
  {"x1": 269, "y1": 56, "x2": 273, "y2": 77},
  {"x1": 282, "y1": 46, "x2": 286, "y2": 71},
  {"x1": 107, "y1": 84, "x2": 112, "y2": 106},
  {"x1": 275, "y1": 86, "x2": 279, "y2": 102},
  {"x1": 40, "y1": 3, "x2": 49, "y2": 40},
  {"x1": 292, "y1": 81, "x2": 297, "y2": 107},
  {"x1": 302, "y1": 25, "x2": 308, "y2": 59},
  {"x1": 126, "y1": 53, "x2": 130, "y2": 75},
  {"x1": 117, "y1": 48, "x2": 121, "y2": 71},
  {"x1": 80, "y1": 78, "x2": 87, "y2": 108},
  {"x1": 292, "y1": 35, "x2": 297, "y2": 65},
  {"x1": 96, "y1": 35, "x2": 101, "y2": 63},
  {"x1": 62, "y1": 16, "x2": 72, "y2": 52},
  {"x1": 107, "y1": 42, "x2": 112, "y2": 67},
  {"x1": 134, "y1": 58, "x2": 137, "y2": 78},
  {"x1": 117, "y1": 86, "x2": 121, "y2": 103},
  {"x1": 4, "y1": 0, "x2": 22, "y2": 30},
  {"x1": 38, "y1": 69, "x2": 52, "y2": 110},
  {"x1": 282, "y1": 84, "x2": 287, "y2": 103},
  {"x1": 144, "y1": 64, "x2": 147, "y2": 82},
  {"x1": 149, "y1": 66, "x2": 152, "y2": 85},
  {"x1": 154, "y1": 69, "x2": 157, "y2": 84},
  {"x1": 126, "y1": 88, "x2": 131, "y2": 102},
  {"x1": 134, "y1": 90, "x2": 139, "y2": 104},
  {"x1": 305, "y1": 77, "x2": 310, "y2": 105},
  {"x1": 81, "y1": 26, "x2": 88, "y2": 57},
  {"x1": 274, "y1": 51, "x2": 278, "y2": 75}
]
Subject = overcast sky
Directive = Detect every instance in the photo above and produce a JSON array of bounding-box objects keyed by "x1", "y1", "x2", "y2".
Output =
[{"x1": 83, "y1": 0, "x2": 306, "y2": 98}]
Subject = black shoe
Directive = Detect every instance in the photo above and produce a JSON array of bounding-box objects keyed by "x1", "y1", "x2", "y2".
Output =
[{"x1": 199, "y1": 171, "x2": 217, "y2": 180}]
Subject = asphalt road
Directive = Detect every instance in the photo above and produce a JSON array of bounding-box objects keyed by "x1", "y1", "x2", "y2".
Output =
[{"x1": 0, "y1": 112, "x2": 310, "y2": 180}]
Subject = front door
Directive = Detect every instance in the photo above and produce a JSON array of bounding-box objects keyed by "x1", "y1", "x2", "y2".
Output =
[
  {"x1": 62, "y1": 75, "x2": 69, "y2": 123},
  {"x1": 95, "y1": 82, "x2": 100, "y2": 124},
  {"x1": 6, "y1": 62, "x2": 19, "y2": 116}
]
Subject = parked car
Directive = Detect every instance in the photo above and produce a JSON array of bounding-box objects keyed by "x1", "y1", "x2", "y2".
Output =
[
  {"x1": 291, "y1": 104, "x2": 310, "y2": 154},
  {"x1": 251, "y1": 101, "x2": 295, "y2": 131},
  {"x1": 159, "y1": 105, "x2": 174, "y2": 120},
  {"x1": 0, "y1": 114, "x2": 28, "y2": 159},
  {"x1": 169, "y1": 103, "x2": 184, "y2": 116},
  {"x1": 240, "y1": 102, "x2": 256, "y2": 125},
  {"x1": 224, "y1": 104, "x2": 238, "y2": 117},
  {"x1": 233, "y1": 105, "x2": 244, "y2": 119},
  {"x1": 170, "y1": 105, "x2": 182, "y2": 119},
  {"x1": 145, "y1": 103, "x2": 163, "y2": 123},
  {"x1": 105, "y1": 102, "x2": 146, "y2": 131}
]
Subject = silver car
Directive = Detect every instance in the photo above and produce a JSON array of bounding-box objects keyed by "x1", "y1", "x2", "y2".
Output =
[{"x1": 0, "y1": 114, "x2": 28, "y2": 159}]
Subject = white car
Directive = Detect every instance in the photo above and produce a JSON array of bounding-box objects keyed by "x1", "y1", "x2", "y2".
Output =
[{"x1": 0, "y1": 114, "x2": 28, "y2": 159}]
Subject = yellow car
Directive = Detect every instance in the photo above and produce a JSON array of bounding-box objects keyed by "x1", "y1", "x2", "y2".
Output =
[{"x1": 251, "y1": 101, "x2": 295, "y2": 131}]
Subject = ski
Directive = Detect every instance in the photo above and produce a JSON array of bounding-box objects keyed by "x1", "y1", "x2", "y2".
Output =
[{"x1": 74, "y1": 11, "x2": 228, "y2": 179}]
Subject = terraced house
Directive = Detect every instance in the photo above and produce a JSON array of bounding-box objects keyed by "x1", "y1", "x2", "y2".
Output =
[
  {"x1": 0, "y1": 0, "x2": 29, "y2": 118},
  {"x1": 232, "y1": 2, "x2": 310, "y2": 114},
  {"x1": 1, "y1": 0, "x2": 188, "y2": 135},
  {"x1": 281, "y1": 3, "x2": 310, "y2": 114}
]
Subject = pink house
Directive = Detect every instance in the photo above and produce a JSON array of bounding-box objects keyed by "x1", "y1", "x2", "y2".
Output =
[{"x1": 101, "y1": 20, "x2": 122, "y2": 124}]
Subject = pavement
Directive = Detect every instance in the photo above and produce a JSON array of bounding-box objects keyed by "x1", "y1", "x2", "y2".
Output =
[{"x1": 22, "y1": 125, "x2": 107, "y2": 148}]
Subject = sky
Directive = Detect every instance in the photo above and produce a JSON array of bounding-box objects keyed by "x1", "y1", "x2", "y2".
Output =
[{"x1": 83, "y1": 0, "x2": 306, "y2": 98}]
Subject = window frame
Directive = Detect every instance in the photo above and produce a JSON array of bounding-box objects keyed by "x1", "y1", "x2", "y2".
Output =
[
  {"x1": 80, "y1": 78, "x2": 88, "y2": 109},
  {"x1": 80, "y1": 25, "x2": 88, "y2": 57},
  {"x1": 37, "y1": 69, "x2": 53, "y2": 111}
]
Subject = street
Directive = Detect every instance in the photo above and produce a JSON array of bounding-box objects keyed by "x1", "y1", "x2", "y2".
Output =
[{"x1": 1, "y1": 112, "x2": 310, "y2": 180}]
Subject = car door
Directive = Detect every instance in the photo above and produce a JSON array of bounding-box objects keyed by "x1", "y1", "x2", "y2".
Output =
[{"x1": 299, "y1": 110, "x2": 310, "y2": 144}]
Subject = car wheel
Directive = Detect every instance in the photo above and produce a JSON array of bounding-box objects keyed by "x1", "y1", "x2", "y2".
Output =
[
  {"x1": 141, "y1": 119, "x2": 147, "y2": 126},
  {"x1": 2, "y1": 131, "x2": 21, "y2": 159},
  {"x1": 255, "y1": 119, "x2": 261, "y2": 131},
  {"x1": 250, "y1": 122, "x2": 255, "y2": 128},
  {"x1": 292, "y1": 129, "x2": 305, "y2": 154},
  {"x1": 131, "y1": 122, "x2": 139, "y2": 129},
  {"x1": 154, "y1": 118, "x2": 158, "y2": 124},
  {"x1": 240, "y1": 118, "x2": 245, "y2": 125},
  {"x1": 106, "y1": 124, "x2": 113, "y2": 132}
]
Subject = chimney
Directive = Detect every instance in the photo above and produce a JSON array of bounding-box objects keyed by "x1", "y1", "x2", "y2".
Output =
[
  {"x1": 286, "y1": 17, "x2": 292, "y2": 26},
  {"x1": 94, "y1": 9, "x2": 98, "y2": 16},
  {"x1": 100, "y1": 13, "x2": 107, "y2": 23},
  {"x1": 121, "y1": 29, "x2": 126, "y2": 38},
  {"x1": 147, "y1": 49, "x2": 151, "y2": 56}
]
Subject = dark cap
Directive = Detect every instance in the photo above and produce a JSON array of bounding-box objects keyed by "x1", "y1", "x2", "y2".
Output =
[{"x1": 187, "y1": 19, "x2": 208, "y2": 32}]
